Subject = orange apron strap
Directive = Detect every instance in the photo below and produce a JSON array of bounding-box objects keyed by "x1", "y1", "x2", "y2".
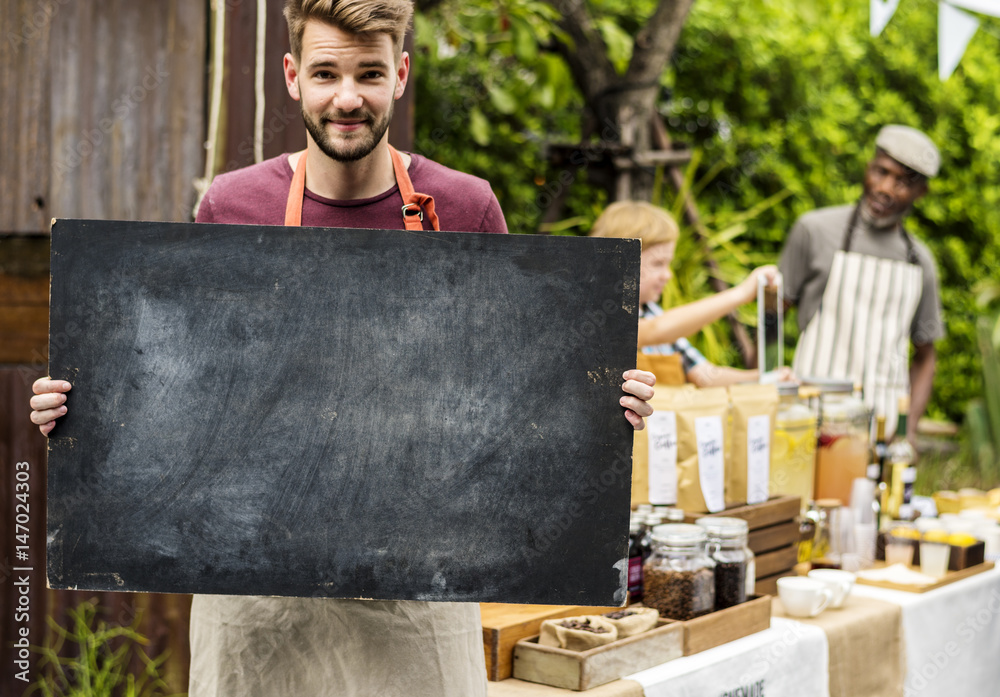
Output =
[
  {"x1": 284, "y1": 150, "x2": 308, "y2": 227},
  {"x1": 389, "y1": 145, "x2": 439, "y2": 231},
  {"x1": 283, "y1": 147, "x2": 439, "y2": 231}
]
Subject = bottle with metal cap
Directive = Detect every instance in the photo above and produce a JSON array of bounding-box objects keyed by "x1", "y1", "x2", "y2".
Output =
[
  {"x1": 696, "y1": 517, "x2": 756, "y2": 607},
  {"x1": 642, "y1": 524, "x2": 716, "y2": 620},
  {"x1": 654, "y1": 506, "x2": 686, "y2": 523}
]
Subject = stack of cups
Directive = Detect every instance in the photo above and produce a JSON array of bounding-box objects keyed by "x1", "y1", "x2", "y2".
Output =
[{"x1": 849, "y1": 478, "x2": 878, "y2": 570}]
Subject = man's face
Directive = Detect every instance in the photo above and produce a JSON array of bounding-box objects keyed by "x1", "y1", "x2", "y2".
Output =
[
  {"x1": 284, "y1": 20, "x2": 408, "y2": 163},
  {"x1": 862, "y1": 151, "x2": 928, "y2": 220}
]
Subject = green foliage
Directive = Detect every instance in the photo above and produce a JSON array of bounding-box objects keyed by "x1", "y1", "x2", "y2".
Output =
[
  {"x1": 29, "y1": 601, "x2": 178, "y2": 697},
  {"x1": 665, "y1": 0, "x2": 1000, "y2": 423},
  {"x1": 413, "y1": 0, "x2": 1000, "y2": 424}
]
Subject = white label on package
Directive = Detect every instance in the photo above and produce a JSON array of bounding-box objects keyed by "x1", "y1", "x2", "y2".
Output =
[
  {"x1": 647, "y1": 411, "x2": 678, "y2": 504},
  {"x1": 746, "y1": 414, "x2": 771, "y2": 505},
  {"x1": 694, "y1": 415, "x2": 725, "y2": 512}
]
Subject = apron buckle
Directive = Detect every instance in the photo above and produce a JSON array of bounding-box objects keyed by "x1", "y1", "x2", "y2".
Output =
[{"x1": 401, "y1": 203, "x2": 423, "y2": 222}]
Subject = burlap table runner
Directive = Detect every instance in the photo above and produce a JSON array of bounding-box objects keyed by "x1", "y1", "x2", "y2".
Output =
[
  {"x1": 487, "y1": 678, "x2": 643, "y2": 697},
  {"x1": 772, "y1": 595, "x2": 905, "y2": 697}
]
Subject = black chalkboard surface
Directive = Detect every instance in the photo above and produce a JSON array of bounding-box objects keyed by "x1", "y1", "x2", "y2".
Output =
[{"x1": 47, "y1": 219, "x2": 640, "y2": 605}]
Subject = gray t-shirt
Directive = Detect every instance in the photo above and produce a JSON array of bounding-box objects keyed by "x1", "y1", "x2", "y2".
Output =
[{"x1": 778, "y1": 204, "x2": 944, "y2": 345}]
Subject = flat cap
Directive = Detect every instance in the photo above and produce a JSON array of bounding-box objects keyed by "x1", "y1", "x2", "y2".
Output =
[{"x1": 875, "y1": 124, "x2": 940, "y2": 178}]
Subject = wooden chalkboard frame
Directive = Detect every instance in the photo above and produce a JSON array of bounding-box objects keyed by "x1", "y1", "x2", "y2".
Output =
[{"x1": 46, "y1": 219, "x2": 640, "y2": 605}]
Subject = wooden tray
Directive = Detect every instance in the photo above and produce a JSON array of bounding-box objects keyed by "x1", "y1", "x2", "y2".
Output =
[
  {"x1": 665, "y1": 594, "x2": 772, "y2": 655},
  {"x1": 481, "y1": 603, "x2": 622, "y2": 681},
  {"x1": 512, "y1": 620, "x2": 683, "y2": 691},
  {"x1": 855, "y1": 561, "x2": 995, "y2": 593}
]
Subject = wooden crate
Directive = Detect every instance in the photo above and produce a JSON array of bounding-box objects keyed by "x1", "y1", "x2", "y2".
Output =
[
  {"x1": 665, "y1": 594, "x2": 772, "y2": 656},
  {"x1": 512, "y1": 620, "x2": 683, "y2": 691},
  {"x1": 685, "y1": 496, "x2": 801, "y2": 584},
  {"x1": 481, "y1": 603, "x2": 622, "y2": 682}
]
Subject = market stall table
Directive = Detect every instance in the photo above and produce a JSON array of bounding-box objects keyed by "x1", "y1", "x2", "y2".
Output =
[
  {"x1": 487, "y1": 565, "x2": 1000, "y2": 696},
  {"x1": 852, "y1": 565, "x2": 1000, "y2": 696}
]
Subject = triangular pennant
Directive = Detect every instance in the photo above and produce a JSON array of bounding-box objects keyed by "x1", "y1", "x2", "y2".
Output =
[
  {"x1": 939, "y1": 1, "x2": 981, "y2": 80},
  {"x1": 871, "y1": 0, "x2": 901, "y2": 37},
  {"x1": 945, "y1": 0, "x2": 1000, "y2": 18}
]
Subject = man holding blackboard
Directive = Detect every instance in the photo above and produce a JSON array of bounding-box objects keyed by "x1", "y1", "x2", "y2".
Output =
[{"x1": 31, "y1": 1, "x2": 655, "y2": 695}]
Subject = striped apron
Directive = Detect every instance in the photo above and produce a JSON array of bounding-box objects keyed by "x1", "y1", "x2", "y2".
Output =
[{"x1": 792, "y1": 249, "x2": 923, "y2": 436}]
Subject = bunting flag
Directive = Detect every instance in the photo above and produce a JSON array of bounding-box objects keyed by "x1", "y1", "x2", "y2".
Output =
[
  {"x1": 870, "y1": 0, "x2": 901, "y2": 36},
  {"x1": 939, "y1": 2, "x2": 981, "y2": 80},
  {"x1": 871, "y1": 0, "x2": 1000, "y2": 80}
]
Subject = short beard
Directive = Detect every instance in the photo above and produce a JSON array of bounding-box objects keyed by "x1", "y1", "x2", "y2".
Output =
[
  {"x1": 860, "y1": 197, "x2": 909, "y2": 230},
  {"x1": 300, "y1": 95, "x2": 394, "y2": 163}
]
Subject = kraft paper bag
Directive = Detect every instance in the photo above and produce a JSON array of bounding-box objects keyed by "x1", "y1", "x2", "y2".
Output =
[
  {"x1": 675, "y1": 387, "x2": 729, "y2": 513},
  {"x1": 726, "y1": 383, "x2": 779, "y2": 506},
  {"x1": 632, "y1": 383, "x2": 696, "y2": 507}
]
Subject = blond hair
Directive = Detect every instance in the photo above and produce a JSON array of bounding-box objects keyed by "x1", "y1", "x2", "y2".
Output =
[
  {"x1": 589, "y1": 201, "x2": 680, "y2": 249},
  {"x1": 284, "y1": 0, "x2": 413, "y2": 60}
]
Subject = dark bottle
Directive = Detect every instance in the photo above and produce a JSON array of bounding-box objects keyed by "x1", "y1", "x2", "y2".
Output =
[{"x1": 628, "y1": 521, "x2": 643, "y2": 603}]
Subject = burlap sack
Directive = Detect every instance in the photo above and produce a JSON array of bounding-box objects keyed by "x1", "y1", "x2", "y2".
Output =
[
  {"x1": 601, "y1": 607, "x2": 660, "y2": 638},
  {"x1": 726, "y1": 383, "x2": 779, "y2": 506},
  {"x1": 538, "y1": 616, "x2": 619, "y2": 651}
]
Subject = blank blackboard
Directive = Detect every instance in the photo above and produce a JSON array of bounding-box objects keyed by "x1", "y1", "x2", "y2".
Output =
[{"x1": 46, "y1": 219, "x2": 640, "y2": 605}]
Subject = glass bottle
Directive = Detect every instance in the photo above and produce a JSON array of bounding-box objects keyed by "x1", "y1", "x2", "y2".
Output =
[
  {"x1": 810, "y1": 498, "x2": 844, "y2": 569},
  {"x1": 770, "y1": 383, "x2": 818, "y2": 514},
  {"x1": 639, "y1": 513, "x2": 666, "y2": 561},
  {"x1": 697, "y1": 516, "x2": 756, "y2": 607},
  {"x1": 643, "y1": 524, "x2": 716, "y2": 620},
  {"x1": 628, "y1": 521, "x2": 643, "y2": 603},
  {"x1": 887, "y1": 397, "x2": 916, "y2": 519}
]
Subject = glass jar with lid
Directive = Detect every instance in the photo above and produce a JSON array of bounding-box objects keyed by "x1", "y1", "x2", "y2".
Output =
[
  {"x1": 696, "y1": 517, "x2": 756, "y2": 607},
  {"x1": 806, "y1": 379, "x2": 870, "y2": 505},
  {"x1": 770, "y1": 383, "x2": 818, "y2": 514},
  {"x1": 642, "y1": 524, "x2": 716, "y2": 620}
]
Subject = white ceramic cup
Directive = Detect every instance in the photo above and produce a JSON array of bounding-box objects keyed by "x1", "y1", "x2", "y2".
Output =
[
  {"x1": 807, "y1": 568, "x2": 856, "y2": 608},
  {"x1": 777, "y1": 577, "x2": 832, "y2": 618}
]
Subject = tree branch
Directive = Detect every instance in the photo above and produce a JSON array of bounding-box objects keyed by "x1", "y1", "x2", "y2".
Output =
[
  {"x1": 626, "y1": 0, "x2": 696, "y2": 84},
  {"x1": 543, "y1": 0, "x2": 618, "y2": 103}
]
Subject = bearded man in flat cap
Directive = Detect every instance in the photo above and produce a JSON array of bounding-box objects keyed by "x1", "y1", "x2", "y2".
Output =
[{"x1": 779, "y1": 125, "x2": 944, "y2": 446}]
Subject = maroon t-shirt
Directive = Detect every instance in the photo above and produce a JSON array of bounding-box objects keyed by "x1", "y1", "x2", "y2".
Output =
[{"x1": 196, "y1": 152, "x2": 508, "y2": 234}]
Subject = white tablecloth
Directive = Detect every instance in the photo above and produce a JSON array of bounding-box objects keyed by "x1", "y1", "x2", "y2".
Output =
[
  {"x1": 852, "y1": 566, "x2": 1000, "y2": 697},
  {"x1": 624, "y1": 618, "x2": 829, "y2": 697}
]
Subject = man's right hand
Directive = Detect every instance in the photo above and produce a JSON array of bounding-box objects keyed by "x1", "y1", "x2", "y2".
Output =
[{"x1": 29, "y1": 378, "x2": 72, "y2": 436}]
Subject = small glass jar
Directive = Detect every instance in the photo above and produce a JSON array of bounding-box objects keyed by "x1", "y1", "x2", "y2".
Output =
[
  {"x1": 697, "y1": 517, "x2": 756, "y2": 608},
  {"x1": 643, "y1": 524, "x2": 716, "y2": 620}
]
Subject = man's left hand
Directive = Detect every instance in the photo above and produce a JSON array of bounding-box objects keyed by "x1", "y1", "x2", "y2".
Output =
[{"x1": 621, "y1": 370, "x2": 655, "y2": 430}]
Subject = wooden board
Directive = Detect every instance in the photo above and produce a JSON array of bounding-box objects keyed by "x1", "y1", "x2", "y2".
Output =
[
  {"x1": 755, "y1": 570, "x2": 798, "y2": 596},
  {"x1": 481, "y1": 604, "x2": 623, "y2": 682},
  {"x1": 855, "y1": 561, "x2": 995, "y2": 594},
  {"x1": 513, "y1": 621, "x2": 683, "y2": 691},
  {"x1": 666, "y1": 594, "x2": 772, "y2": 656},
  {"x1": 748, "y1": 520, "x2": 801, "y2": 555},
  {"x1": 46, "y1": 220, "x2": 640, "y2": 604},
  {"x1": 686, "y1": 496, "x2": 801, "y2": 531},
  {"x1": 755, "y1": 545, "x2": 801, "y2": 580}
]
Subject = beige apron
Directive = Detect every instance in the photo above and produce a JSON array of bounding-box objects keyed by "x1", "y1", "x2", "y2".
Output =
[
  {"x1": 793, "y1": 249, "x2": 923, "y2": 436},
  {"x1": 189, "y1": 148, "x2": 485, "y2": 697}
]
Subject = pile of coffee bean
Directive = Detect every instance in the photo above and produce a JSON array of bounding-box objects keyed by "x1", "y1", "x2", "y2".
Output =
[
  {"x1": 558, "y1": 619, "x2": 609, "y2": 633},
  {"x1": 714, "y1": 560, "x2": 747, "y2": 609},
  {"x1": 603, "y1": 610, "x2": 638, "y2": 620},
  {"x1": 642, "y1": 566, "x2": 715, "y2": 620}
]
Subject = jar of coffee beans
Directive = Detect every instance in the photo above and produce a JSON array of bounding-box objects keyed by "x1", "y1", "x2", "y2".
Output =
[
  {"x1": 696, "y1": 517, "x2": 755, "y2": 609},
  {"x1": 642, "y1": 524, "x2": 716, "y2": 620}
]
